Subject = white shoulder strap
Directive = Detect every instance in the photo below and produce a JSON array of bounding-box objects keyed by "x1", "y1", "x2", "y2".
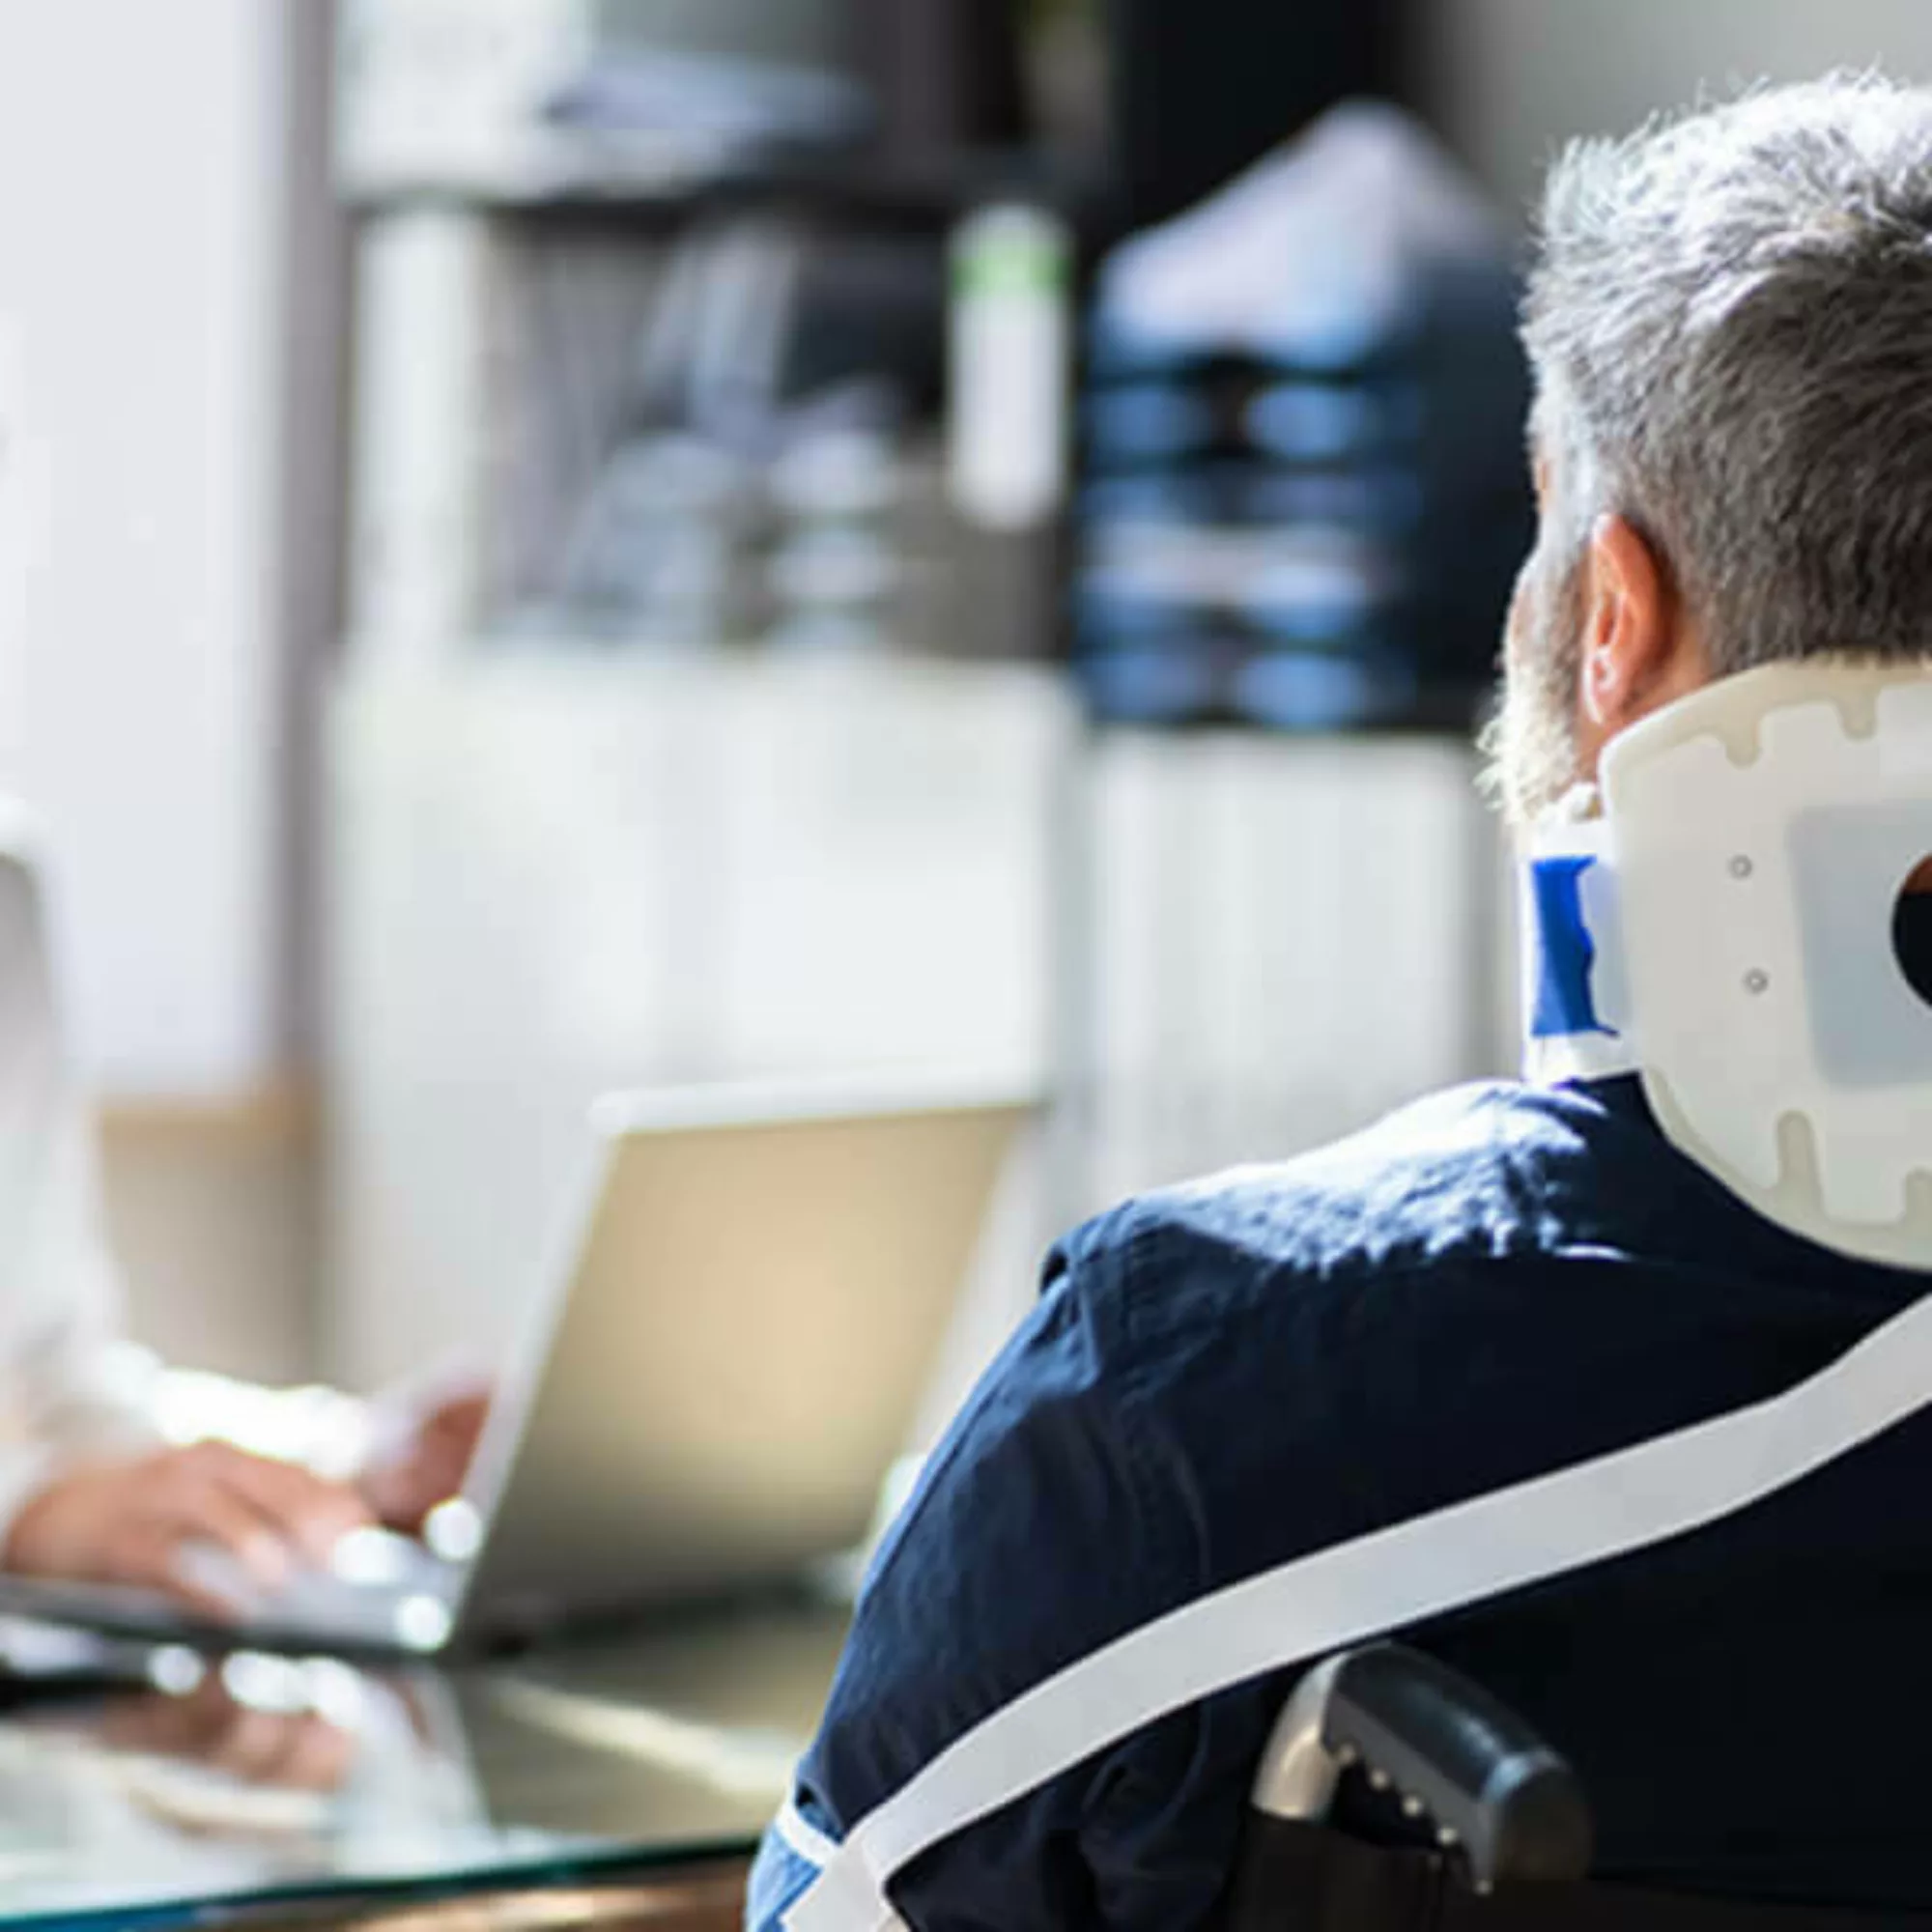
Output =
[{"x1": 783, "y1": 1290, "x2": 1932, "y2": 1930}]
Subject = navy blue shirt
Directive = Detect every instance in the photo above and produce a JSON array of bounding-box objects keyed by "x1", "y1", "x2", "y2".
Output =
[{"x1": 752, "y1": 1073, "x2": 1932, "y2": 1929}]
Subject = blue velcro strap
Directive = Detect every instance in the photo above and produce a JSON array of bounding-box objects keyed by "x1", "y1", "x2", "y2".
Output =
[{"x1": 1527, "y1": 855, "x2": 1618, "y2": 1040}]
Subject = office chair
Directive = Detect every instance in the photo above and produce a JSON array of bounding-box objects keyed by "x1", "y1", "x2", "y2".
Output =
[{"x1": 1226, "y1": 1644, "x2": 1932, "y2": 1931}]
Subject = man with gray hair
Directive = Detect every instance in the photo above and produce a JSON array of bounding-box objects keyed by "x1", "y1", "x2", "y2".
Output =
[{"x1": 752, "y1": 78, "x2": 1932, "y2": 1931}]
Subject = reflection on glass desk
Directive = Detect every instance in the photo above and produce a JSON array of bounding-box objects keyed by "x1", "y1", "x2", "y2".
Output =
[{"x1": 0, "y1": 1598, "x2": 847, "y2": 1926}]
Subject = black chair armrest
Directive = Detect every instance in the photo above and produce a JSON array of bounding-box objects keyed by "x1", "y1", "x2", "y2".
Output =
[
  {"x1": 1322, "y1": 1645, "x2": 1593, "y2": 1889},
  {"x1": 1247, "y1": 1644, "x2": 1593, "y2": 1892}
]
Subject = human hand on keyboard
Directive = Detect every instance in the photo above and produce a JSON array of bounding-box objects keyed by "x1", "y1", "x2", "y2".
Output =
[
  {"x1": 360, "y1": 1382, "x2": 491, "y2": 1535},
  {"x1": 3, "y1": 1441, "x2": 375, "y2": 1620}
]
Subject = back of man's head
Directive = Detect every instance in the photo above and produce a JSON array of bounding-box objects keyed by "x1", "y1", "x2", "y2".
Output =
[{"x1": 1526, "y1": 75, "x2": 1932, "y2": 676}]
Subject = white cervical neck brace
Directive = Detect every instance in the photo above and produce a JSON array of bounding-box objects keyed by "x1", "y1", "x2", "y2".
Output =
[{"x1": 1520, "y1": 659, "x2": 1932, "y2": 1271}]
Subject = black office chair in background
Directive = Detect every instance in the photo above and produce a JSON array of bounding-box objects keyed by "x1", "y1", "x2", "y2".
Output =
[{"x1": 1226, "y1": 1645, "x2": 1932, "y2": 1931}]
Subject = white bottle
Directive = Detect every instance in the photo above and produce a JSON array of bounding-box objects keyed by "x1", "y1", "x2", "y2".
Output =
[{"x1": 948, "y1": 205, "x2": 1072, "y2": 533}]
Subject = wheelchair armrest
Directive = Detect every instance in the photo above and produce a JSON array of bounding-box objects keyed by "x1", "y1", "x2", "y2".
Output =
[{"x1": 1250, "y1": 1644, "x2": 1593, "y2": 1891}]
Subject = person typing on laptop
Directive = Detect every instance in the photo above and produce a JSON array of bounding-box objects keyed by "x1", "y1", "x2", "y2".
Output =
[{"x1": 0, "y1": 839, "x2": 486, "y2": 1618}]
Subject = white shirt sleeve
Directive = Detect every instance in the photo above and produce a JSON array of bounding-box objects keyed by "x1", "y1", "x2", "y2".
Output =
[
  {"x1": 0, "y1": 840, "x2": 163, "y2": 1545},
  {"x1": 0, "y1": 827, "x2": 395, "y2": 1555}
]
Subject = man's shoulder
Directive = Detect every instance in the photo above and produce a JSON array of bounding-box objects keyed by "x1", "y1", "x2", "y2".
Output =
[
  {"x1": 1053, "y1": 1078, "x2": 1636, "y2": 1323},
  {"x1": 1038, "y1": 1075, "x2": 1862, "y2": 1544}
]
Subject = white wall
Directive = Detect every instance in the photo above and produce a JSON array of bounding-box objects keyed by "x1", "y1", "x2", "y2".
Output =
[
  {"x1": 0, "y1": 1, "x2": 321, "y2": 1097},
  {"x1": 1420, "y1": 0, "x2": 1932, "y2": 217}
]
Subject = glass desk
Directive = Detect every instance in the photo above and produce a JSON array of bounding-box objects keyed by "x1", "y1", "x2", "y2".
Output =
[{"x1": 0, "y1": 1599, "x2": 847, "y2": 1927}]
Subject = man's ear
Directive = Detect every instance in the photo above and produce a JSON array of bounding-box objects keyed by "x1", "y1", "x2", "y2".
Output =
[{"x1": 1577, "y1": 513, "x2": 1705, "y2": 742}]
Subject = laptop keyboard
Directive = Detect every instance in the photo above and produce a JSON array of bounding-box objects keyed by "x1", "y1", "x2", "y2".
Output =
[{"x1": 174, "y1": 1528, "x2": 461, "y2": 1651}]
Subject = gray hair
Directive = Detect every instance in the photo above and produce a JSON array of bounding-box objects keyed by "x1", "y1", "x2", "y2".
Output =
[{"x1": 1525, "y1": 75, "x2": 1932, "y2": 670}]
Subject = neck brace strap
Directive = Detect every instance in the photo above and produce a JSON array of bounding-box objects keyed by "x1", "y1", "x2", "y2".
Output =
[{"x1": 1521, "y1": 815, "x2": 1638, "y2": 1088}]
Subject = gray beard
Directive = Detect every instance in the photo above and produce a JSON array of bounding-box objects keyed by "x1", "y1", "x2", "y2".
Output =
[{"x1": 1479, "y1": 568, "x2": 1585, "y2": 830}]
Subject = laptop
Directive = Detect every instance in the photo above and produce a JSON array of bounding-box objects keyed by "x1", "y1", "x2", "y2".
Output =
[{"x1": 0, "y1": 1077, "x2": 1033, "y2": 1658}]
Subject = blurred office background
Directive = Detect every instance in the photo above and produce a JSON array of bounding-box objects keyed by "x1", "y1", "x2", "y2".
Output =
[{"x1": 0, "y1": 0, "x2": 1922, "y2": 1423}]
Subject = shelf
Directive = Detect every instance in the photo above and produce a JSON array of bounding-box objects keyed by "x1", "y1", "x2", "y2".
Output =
[
  {"x1": 347, "y1": 630, "x2": 1056, "y2": 668},
  {"x1": 334, "y1": 636, "x2": 1482, "y2": 745},
  {"x1": 1075, "y1": 680, "x2": 1489, "y2": 741},
  {"x1": 340, "y1": 144, "x2": 1110, "y2": 231}
]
